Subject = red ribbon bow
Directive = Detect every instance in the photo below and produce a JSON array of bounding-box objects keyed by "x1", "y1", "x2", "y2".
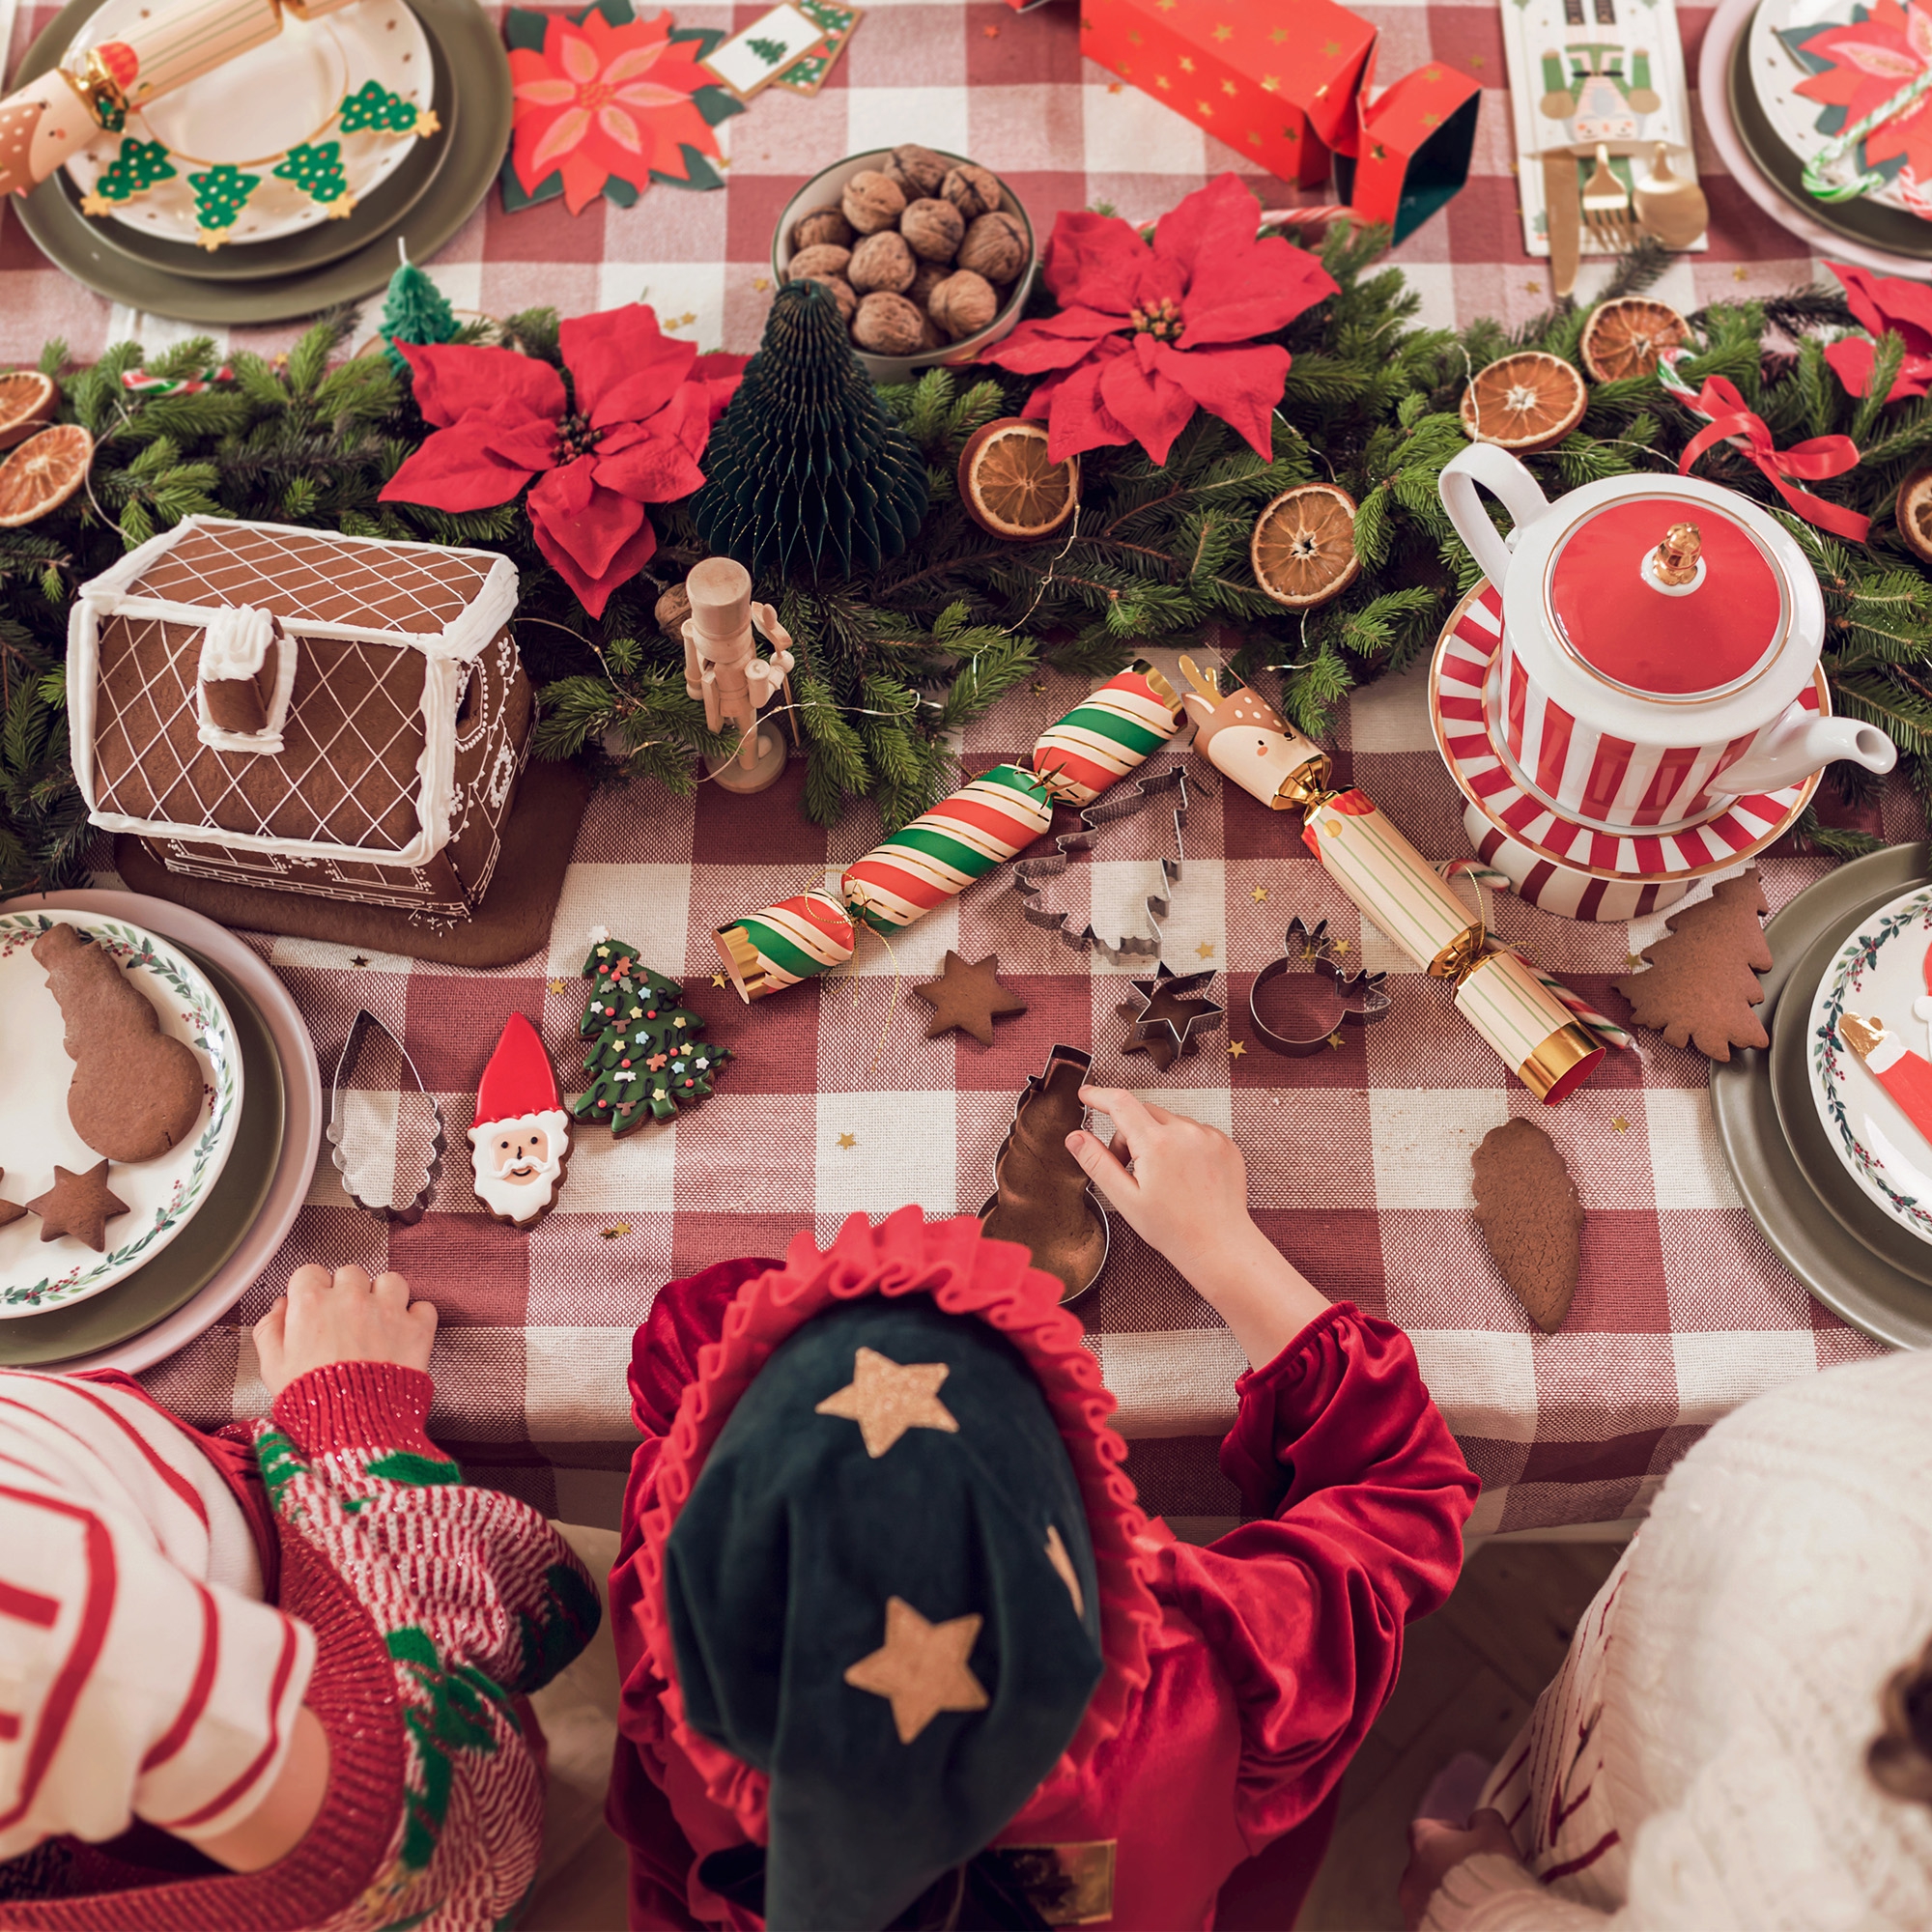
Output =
[{"x1": 1676, "y1": 374, "x2": 1869, "y2": 543}]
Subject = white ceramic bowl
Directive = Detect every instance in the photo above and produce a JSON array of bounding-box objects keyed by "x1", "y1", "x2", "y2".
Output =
[{"x1": 771, "y1": 149, "x2": 1039, "y2": 384}]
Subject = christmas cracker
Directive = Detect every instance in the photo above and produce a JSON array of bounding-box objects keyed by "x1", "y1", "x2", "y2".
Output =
[
  {"x1": 715, "y1": 665, "x2": 1183, "y2": 1000},
  {"x1": 1180, "y1": 658, "x2": 1607, "y2": 1102}
]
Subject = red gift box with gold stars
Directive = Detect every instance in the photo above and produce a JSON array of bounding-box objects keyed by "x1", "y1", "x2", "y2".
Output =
[
  {"x1": 1078, "y1": 0, "x2": 1377, "y2": 188},
  {"x1": 1332, "y1": 53, "x2": 1482, "y2": 242}
]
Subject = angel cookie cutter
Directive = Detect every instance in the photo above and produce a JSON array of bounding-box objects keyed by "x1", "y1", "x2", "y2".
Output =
[
  {"x1": 1248, "y1": 917, "x2": 1391, "y2": 1057},
  {"x1": 327, "y1": 1009, "x2": 444, "y2": 1224}
]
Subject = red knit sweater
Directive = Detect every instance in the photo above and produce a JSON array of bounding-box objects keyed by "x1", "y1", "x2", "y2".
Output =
[{"x1": 606, "y1": 1211, "x2": 1478, "y2": 1930}]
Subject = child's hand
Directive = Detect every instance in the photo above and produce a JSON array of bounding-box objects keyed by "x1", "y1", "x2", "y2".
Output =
[
  {"x1": 1068, "y1": 1087, "x2": 1331, "y2": 1369},
  {"x1": 1065, "y1": 1087, "x2": 1253, "y2": 1282},
  {"x1": 254, "y1": 1264, "x2": 438, "y2": 1400}
]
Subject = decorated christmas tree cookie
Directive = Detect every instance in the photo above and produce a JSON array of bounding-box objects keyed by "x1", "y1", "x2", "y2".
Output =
[
  {"x1": 573, "y1": 931, "x2": 731, "y2": 1134},
  {"x1": 469, "y1": 1012, "x2": 571, "y2": 1229}
]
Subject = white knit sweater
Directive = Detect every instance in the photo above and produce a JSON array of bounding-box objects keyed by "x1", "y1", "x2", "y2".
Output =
[{"x1": 1423, "y1": 1348, "x2": 1932, "y2": 1931}]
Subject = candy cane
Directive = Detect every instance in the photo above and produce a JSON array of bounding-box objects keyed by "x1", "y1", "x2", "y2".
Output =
[{"x1": 1801, "y1": 66, "x2": 1932, "y2": 203}]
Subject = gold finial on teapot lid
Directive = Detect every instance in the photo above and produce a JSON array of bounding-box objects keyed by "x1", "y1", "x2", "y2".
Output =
[{"x1": 1650, "y1": 522, "x2": 1702, "y2": 587}]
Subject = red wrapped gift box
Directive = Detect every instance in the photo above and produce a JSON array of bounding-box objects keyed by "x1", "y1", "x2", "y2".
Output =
[
  {"x1": 1078, "y1": 0, "x2": 1377, "y2": 188},
  {"x1": 1333, "y1": 55, "x2": 1483, "y2": 242}
]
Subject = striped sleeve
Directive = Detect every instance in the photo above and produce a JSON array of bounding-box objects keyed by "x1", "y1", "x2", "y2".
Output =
[{"x1": 0, "y1": 1473, "x2": 314, "y2": 1859}]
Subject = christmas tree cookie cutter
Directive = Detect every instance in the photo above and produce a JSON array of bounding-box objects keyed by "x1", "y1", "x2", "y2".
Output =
[
  {"x1": 326, "y1": 1009, "x2": 443, "y2": 1224},
  {"x1": 1012, "y1": 757, "x2": 1208, "y2": 963},
  {"x1": 1248, "y1": 916, "x2": 1391, "y2": 1057}
]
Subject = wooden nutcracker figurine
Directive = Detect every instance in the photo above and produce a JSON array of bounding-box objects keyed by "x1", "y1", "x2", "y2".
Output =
[{"x1": 681, "y1": 556, "x2": 794, "y2": 795}]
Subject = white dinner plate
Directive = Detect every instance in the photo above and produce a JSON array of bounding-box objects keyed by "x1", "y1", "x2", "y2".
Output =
[
  {"x1": 62, "y1": 0, "x2": 433, "y2": 247},
  {"x1": 0, "y1": 910, "x2": 242, "y2": 1317},
  {"x1": 1807, "y1": 882, "x2": 1932, "y2": 1248}
]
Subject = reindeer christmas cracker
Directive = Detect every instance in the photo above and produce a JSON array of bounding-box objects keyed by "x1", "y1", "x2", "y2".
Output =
[{"x1": 70, "y1": 516, "x2": 530, "y2": 920}]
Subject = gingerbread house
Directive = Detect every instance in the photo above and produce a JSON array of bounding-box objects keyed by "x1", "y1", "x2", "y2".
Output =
[{"x1": 70, "y1": 517, "x2": 531, "y2": 919}]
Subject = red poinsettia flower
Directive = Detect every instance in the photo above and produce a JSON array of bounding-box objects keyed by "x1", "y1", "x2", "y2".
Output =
[
  {"x1": 509, "y1": 8, "x2": 721, "y2": 215},
  {"x1": 382, "y1": 304, "x2": 745, "y2": 617},
  {"x1": 983, "y1": 173, "x2": 1338, "y2": 467},
  {"x1": 1795, "y1": 0, "x2": 1932, "y2": 185},
  {"x1": 1824, "y1": 261, "x2": 1932, "y2": 401}
]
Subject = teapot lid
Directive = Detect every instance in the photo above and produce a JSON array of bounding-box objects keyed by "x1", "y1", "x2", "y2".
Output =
[{"x1": 1544, "y1": 495, "x2": 1787, "y2": 698}]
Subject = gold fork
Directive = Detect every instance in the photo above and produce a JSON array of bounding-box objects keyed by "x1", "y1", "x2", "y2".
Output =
[{"x1": 1580, "y1": 143, "x2": 1639, "y2": 254}]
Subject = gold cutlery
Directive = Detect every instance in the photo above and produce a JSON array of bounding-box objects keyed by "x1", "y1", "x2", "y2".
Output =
[
  {"x1": 1543, "y1": 153, "x2": 1581, "y2": 299},
  {"x1": 1580, "y1": 143, "x2": 1640, "y2": 254},
  {"x1": 1633, "y1": 142, "x2": 1709, "y2": 249}
]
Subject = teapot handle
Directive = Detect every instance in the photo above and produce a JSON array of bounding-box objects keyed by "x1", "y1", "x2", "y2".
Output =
[{"x1": 1439, "y1": 443, "x2": 1553, "y2": 592}]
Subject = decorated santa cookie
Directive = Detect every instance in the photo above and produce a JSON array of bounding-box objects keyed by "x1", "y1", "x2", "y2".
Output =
[{"x1": 469, "y1": 1012, "x2": 571, "y2": 1230}]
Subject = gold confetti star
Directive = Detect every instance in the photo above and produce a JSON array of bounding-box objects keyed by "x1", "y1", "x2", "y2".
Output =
[
  {"x1": 1525, "y1": 279, "x2": 1543, "y2": 296},
  {"x1": 1196, "y1": 941, "x2": 1215, "y2": 959},
  {"x1": 815, "y1": 1348, "x2": 958, "y2": 1458},
  {"x1": 673, "y1": 311, "x2": 696, "y2": 327},
  {"x1": 982, "y1": 20, "x2": 1000, "y2": 32},
  {"x1": 712, "y1": 971, "x2": 729, "y2": 988},
  {"x1": 1327, "y1": 1032, "x2": 1346, "y2": 1050},
  {"x1": 547, "y1": 977, "x2": 568, "y2": 994},
  {"x1": 601, "y1": 1221, "x2": 632, "y2": 1238},
  {"x1": 753, "y1": 276, "x2": 771, "y2": 292},
  {"x1": 1252, "y1": 886, "x2": 1268, "y2": 902},
  {"x1": 1732, "y1": 266, "x2": 1748, "y2": 282},
  {"x1": 837, "y1": 1131, "x2": 858, "y2": 1149},
  {"x1": 1611, "y1": 1117, "x2": 1631, "y2": 1132},
  {"x1": 1107, "y1": 79, "x2": 1123, "y2": 91},
  {"x1": 1333, "y1": 937, "x2": 1350, "y2": 953},
  {"x1": 1031, "y1": 678, "x2": 1048, "y2": 694},
  {"x1": 1470, "y1": 53, "x2": 1485, "y2": 66},
  {"x1": 844, "y1": 1598, "x2": 988, "y2": 1744},
  {"x1": 1627, "y1": 952, "x2": 1643, "y2": 970},
  {"x1": 1229, "y1": 1039, "x2": 1247, "y2": 1058}
]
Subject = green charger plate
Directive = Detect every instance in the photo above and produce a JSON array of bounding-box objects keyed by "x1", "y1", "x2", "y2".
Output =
[
  {"x1": 1728, "y1": 24, "x2": 1932, "y2": 262},
  {"x1": 9, "y1": 0, "x2": 509, "y2": 324},
  {"x1": 45, "y1": 5, "x2": 456, "y2": 285},
  {"x1": 0, "y1": 950, "x2": 285, "y2": 1368}
]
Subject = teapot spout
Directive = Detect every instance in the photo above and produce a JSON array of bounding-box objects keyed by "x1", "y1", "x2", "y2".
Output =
[{"x1": 1722, "y1": 713, "x2": 1895, "y2": 796}]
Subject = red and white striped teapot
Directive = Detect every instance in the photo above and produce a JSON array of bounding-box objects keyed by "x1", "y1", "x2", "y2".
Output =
[{"x1": 1437, "y1": 444, "x2": 1893, "y2": 833}]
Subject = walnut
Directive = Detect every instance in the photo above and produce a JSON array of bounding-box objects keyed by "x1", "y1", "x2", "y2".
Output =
[
  {"x1": 940, "y1": 163, "x2": 1002, "y2": 221},
  {"x1": 889, "y1": 143, "x2": 950, "y2": 196},
  {"x1": 853, "y1": 292, "x2": 926, "y2": 355},
  {"x1": 908, "y1": 261, "x2": 948, "y2": 311},
  {"x1": 841, "y1": 169, "x2": 906, "y2": 235},
  {"x1": 900, "y1": 197, "x2": 964, "y2": 263},
  {"x1": 786, "y1": 242, "x2": 852, "y2": 283},
  {"x1": 655, "y1": 583, "x2": 692, "y2": 639},
  {"x1": 848, "y1": 229, "x2": 916, "y2": 295},
  {"x1": 790, "y1": 204, "x2": 853, "y2": 251},
  {"x1": 919, "y1": 310, "x2": 948, "y2": 353},
  {"x1": 957, "y1": 210, "x2": 1028, "y2": 282},
  {"x1": 796, "y1": 271, "x2": 857, "y2": 325},
  {"x1": 928, "y1": 269, "x2": 999, "y2": 342}
]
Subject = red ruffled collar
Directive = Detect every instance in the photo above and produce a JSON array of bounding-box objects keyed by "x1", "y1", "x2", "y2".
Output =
[{"x1": 632, "y1": 1207, "x2": 1164, "y2": 1842}]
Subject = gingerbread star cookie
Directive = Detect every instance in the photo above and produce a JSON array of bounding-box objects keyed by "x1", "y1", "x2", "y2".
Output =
[
  {"x1": 0, "y1": 1172, "x2": 23, "y2": 1230},
  {"x1": 27, "y1": 1161, "x2": 129, "y2": 1252},
  {"x1": 913, "y1": 951, "x2": 1028, "y2": 1047}
]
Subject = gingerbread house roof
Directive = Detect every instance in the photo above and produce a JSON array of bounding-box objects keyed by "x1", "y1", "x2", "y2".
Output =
[{"x1": 70, "y1": 517, "x2": 519, "y2": 868}]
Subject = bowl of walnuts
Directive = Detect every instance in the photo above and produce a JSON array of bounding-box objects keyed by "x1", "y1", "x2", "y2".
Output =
[{"x1": 772, "y1": 144, "x2": 1037, "y2": 384}]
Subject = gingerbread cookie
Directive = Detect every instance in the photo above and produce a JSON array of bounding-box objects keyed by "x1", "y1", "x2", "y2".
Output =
[
  {"x1": 1471, "y1": 1119, "x2": 1584, "y2": 1332},
  {"x1": 914, "y1": 952, "x2": 1027, "y2": 1047},
  {"x1": 981, "y1": 1045, "x2": 1107, "y2": 1301},
  {"x1": 0, "y1": 1172, "x2": 23, "y2": 1230},
  {"x1": 1611, "y1": 870, "x2": 1772, "y2": 1062},
  {"x1": 28, "y1": 1161, "x2": 129, "y2": 1252},
  {"x1": 33, "y1": 923, "x2": 204, "y2": 1162}
]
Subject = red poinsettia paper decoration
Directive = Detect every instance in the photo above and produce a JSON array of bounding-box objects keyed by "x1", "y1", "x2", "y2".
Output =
[
  {"x1": 1795, "y1": 0, "x2": 1932, "y2": 187},
  {"x1": 983, "y1": 173, "x2": 1337, "y2": 467},
  {"x1": 1824, "y1": 261, "x2": 1932, "y2": 401},
  {"x1": 510, "y1": 8, "x2": 721, "y2": 215},
  {"x1": 382, "y1": 304, "x2": 745, "y2": 617}
]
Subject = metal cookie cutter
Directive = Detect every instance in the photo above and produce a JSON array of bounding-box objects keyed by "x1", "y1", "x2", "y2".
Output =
[
  {"x1": 1118, "y1": 961, "x2": 1225, "y2": 1071},
  {"x1": 1248, "y1": 917, "x2": 1391, "y2": 1057},
  {"x1": 327, "y1": 1009, "x2": 444, "y2": 1224}
]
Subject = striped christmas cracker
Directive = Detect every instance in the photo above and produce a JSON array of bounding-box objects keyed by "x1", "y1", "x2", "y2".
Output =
[
  {"x1": 1300, "y1": 789, "x2": 1482, "y2": 975},
  {"x1": 841, "y1": 763, "x2": 1054, "y2": 933},
  {"x1": 714, "y1": 888, "x2": 856, "y2": 1001},
  {"x1": 1456, "y1": 952, "x2": 1605, "y2": 1104},
  {"x1": 1031, "y1": 663, "x2": 1182, "y2": 807}
]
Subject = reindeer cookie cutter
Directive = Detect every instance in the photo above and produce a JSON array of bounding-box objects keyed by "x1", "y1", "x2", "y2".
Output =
[{"x1": 1248, "y1": 917, "x2": 1392, "y2": 1057}]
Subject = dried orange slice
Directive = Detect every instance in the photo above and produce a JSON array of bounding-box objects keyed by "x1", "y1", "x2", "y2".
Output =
[
  {"x1": 1579, "y1": 298, "x2": 1691, "y2": 383},
  {"x1": 1460, "y1": 352, "x2": 1587, "y2": 453},
  {"x1": 958, "y1": 418, "x2": 1079, "y2": 541},
  {"x1": 0, "y1": 371, "x2": 57, "y2": 452},
  {"x1": 1250, "y1": 482, "x2": 1361, "y2": 609},
  {"x1": 0, "y1": 424, "x2": 93, "y2": 527},
  {"x1": 1896, "y1": 466, "x2": 1932, "y2": 566}
]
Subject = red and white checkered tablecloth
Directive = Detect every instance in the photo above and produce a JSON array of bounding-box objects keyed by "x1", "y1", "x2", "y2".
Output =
[{"x1": 3, "y1": 0, "x2": 1890, "y2": 1531}]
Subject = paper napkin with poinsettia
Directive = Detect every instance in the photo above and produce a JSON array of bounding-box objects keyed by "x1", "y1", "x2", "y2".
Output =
[{"x1": 501, "y1": 0, "x2": 743, "y2": 216}]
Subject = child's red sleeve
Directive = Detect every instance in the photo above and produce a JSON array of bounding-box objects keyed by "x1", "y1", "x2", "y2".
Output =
[{"x1": 1158, "y1": 1303, "x2": 1478, "y2": 1848}]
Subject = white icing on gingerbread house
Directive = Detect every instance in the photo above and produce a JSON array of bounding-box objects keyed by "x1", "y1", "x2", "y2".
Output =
[{"x1": 70, "y1": 516, "x2": 529, "y2": 919}]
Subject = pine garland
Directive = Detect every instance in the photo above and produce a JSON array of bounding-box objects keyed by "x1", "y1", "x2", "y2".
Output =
[{"x1": 5, "y1": 222, "x2": 1930, "y2": 895}]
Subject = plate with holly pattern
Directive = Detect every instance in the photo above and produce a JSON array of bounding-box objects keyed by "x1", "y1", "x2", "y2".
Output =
[
  {"x1": 0, "y1": 912, "x2": 242, "y2": 1317},
  {"x1": 1807, "y1": 883, "x2": 1932, "y2": 1249}
]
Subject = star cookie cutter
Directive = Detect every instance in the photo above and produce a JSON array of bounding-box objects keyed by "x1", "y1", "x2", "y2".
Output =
[
  {"x1": 327, "y1": 1009, "x2": 444, "y2": 1224},
  {"x1": 1013, "y1": 758, "x2": 1209, "y2": 962},
  {"x1": 977, "y1": 1043, "x2": 1112, "y2": 1305},
  {"x1": 1117, "y1": 961, "x2": 1226, "y2": 1071},
  {"x1": 1248, "y1": 917, "x2": 1391, "y2": 1057}
]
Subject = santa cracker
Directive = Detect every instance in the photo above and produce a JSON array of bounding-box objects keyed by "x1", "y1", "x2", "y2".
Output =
[{"x1": 469, "y1": 1012, "x2": 572, "y2": 1229}]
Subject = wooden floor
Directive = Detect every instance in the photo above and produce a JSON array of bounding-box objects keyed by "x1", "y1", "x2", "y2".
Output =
[
  {"x1": 519, "y1": 1536, "x2": 1625, "y2": 1932},
  {"x1": 1296, "y1": 1539, "x2": 1625, "y2": 1932}
]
